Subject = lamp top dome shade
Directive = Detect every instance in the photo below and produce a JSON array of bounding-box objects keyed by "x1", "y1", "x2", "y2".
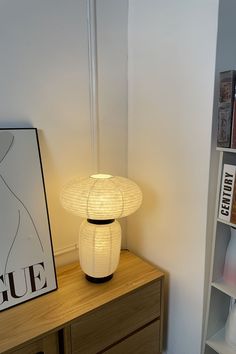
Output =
[{"x1": 60, "y1": 174, "x2": 142, "y2": 220}]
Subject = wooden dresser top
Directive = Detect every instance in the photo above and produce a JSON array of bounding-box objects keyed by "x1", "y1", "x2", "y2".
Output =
[{"x1": 0, "y1": 250, "x2": 164, "y2": 353}]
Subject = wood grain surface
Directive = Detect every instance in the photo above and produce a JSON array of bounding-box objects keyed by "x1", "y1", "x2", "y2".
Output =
[{"x1": 0, "y1": 250, "x2": 164, "y2": 353}]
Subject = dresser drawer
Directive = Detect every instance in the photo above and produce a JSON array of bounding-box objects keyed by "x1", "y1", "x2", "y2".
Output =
[
  {"x1": 6, "y1": 332, "x2": 59, "y2": 354},
  {"x1": 71, "y1": 280, "x2": 161, "y2": 354},
  {"x1": 104, "y1": 320, "x2": 160, "y2": 354}
]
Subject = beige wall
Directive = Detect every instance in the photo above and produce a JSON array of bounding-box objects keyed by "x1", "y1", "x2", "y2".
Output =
[
  {"x1": 0, "y1": 0, "x2": 128, "y2": 264},
  {"x1": 127, "y1": 1, "x2": 219, "y2": 353}
]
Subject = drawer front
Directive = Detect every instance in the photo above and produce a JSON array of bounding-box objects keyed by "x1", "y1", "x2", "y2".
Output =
[
  {"x1": 7, "y1": 332, "x2": 59, "y2": 354},
  {"x1": 104, "y1": 320, "x2": 160, "y2": 354},
  {"x1": 71, "y1": 280, "x2": 161, "y2": 354}
]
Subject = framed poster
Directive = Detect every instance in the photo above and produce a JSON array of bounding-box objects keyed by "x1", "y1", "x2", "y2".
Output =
[{"x1": 0, "y1": 128, "x2": 57, "y2": 311}]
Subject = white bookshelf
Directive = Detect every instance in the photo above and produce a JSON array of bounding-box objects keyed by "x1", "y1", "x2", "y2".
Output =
[
  {"x1": 204, "y1": 149, "x2": 236, "y2": 354},
  {"x1": 203, "y1": 2, "x2": 236, "y2": 353}
]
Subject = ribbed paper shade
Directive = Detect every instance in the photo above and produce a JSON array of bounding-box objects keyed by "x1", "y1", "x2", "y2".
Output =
[
  {"x1": 61, "y1": 174, "x2": 142, "y2": 219},
  {"x1": 79, "y1": 220, "x2": 121, "y2": 278}
]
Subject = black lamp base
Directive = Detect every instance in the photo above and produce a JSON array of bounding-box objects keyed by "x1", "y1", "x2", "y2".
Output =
[{"x1": 85, "y1": 274, "x2": 113, "y2": 283}]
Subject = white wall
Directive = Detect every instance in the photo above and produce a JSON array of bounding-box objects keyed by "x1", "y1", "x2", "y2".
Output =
[
  {"x1": 0, "y1": 0, "x2": 91, "y2": 261},
  {"x1": 96, "y1": 0, "x2": 128, "y2": 177},
  {"x1": 127, "y1": 1, "x2": 219, "y2": 353},
  {"x1": 0, "y1": 0, "x2": 128, "y2": 264}
]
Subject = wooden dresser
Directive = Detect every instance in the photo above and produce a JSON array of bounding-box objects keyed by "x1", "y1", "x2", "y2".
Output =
[{"x1": 0, "y1": 250, "x2": 164, "y2": 354}]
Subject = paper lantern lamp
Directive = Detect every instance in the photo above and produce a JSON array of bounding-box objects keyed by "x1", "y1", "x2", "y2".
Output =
[{"x1": 61, "y1": 174, "x2": 142, "y2": 282}]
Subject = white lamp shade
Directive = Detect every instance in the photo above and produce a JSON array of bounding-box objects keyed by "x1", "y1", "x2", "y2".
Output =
[
  {"x1": 79, "y1": 220, "x2": 121, "y2": 278},
  {"x1": 60, "y1": 174, "x2": 142, "y2": 220}
]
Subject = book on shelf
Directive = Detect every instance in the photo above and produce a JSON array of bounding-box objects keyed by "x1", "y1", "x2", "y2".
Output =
[
  {"x1": 231, "y1": 88, "x2": 236, "y2": 148},
  {"x1": 218, "y1": 164, "x2": 236, "y2": 222},
  {"x1": 231, "y1": 175, "x2": 236, "y2": 224},
  {"x1": 217, "y1": 70, "x2": 236, "y2": 148}
]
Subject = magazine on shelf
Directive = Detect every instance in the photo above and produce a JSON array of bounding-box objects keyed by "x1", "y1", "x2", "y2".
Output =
[{"x1": 218, "y1": 164, "x2": 236, "y2": 222}]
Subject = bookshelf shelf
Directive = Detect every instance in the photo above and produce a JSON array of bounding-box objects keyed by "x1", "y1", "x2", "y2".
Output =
[
  {"x1": 217, "y1": 218, "x2": 236, "y2": 228},
  {"x1": 216, "y1": 147, "x2": 236, "y2": 154},
  {"x1": 206, "y1": 328, "x2": 236, "y2": 354},
  {"x1": 212, "y1": 279, "x2": 236, "y2": 298}
]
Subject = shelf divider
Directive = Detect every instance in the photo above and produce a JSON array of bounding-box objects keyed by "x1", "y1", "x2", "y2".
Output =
[
  {"x1": 206, "y1": 327, "x2": 236, "y2": 354},
  {"x1": 217, "y1": 218, "x2": 236, "y2": 228},
  {"x1": 212, "y1": 279, "x2": 236, "y2": 298},
  {"x1": 217, "y1": 147, "x2": 236, "y2": 154}
]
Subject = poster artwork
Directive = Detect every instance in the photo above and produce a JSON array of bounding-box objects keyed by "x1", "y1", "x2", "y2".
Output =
[{"x1": 0, "y1": 128, "x2": 57, "y2": 311}]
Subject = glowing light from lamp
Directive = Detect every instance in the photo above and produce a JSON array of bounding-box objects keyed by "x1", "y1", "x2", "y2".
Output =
[
  {"x1": 79, "y1": 220, "x2": 121, "y2": 279},
  {"x1": 60, "y1": 174, "x2": 142, "y2": 219},
  {"x1": 61, "y1": 174, "x2": 142, "y2": 282}
]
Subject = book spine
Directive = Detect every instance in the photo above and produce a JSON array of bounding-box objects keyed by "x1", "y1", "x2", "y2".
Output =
[
  {"x1": 218, "y1": 164, "x2": 236, "y2": 222},
  {"x1": 217, "y1": 70, "x2": 236, "y2": 148},
  {"x1": 217, "y1": 104, "x2": 232, "y2": 147},
  {"x1": 231, "y1": 175, "x2": 236, "y2": 224},
  {"x1": 231, "y1": 88, "x2": 236, "y2": 148}
]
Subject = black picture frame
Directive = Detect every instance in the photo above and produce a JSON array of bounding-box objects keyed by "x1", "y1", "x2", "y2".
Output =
[{"x1": 0, "y1": 128, "x2": 57, "y2": 311}]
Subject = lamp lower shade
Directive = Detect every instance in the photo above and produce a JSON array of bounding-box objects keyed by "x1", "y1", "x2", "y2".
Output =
[{"x1": 79, "y1": 219, "x2": 121, "y2": 280}]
